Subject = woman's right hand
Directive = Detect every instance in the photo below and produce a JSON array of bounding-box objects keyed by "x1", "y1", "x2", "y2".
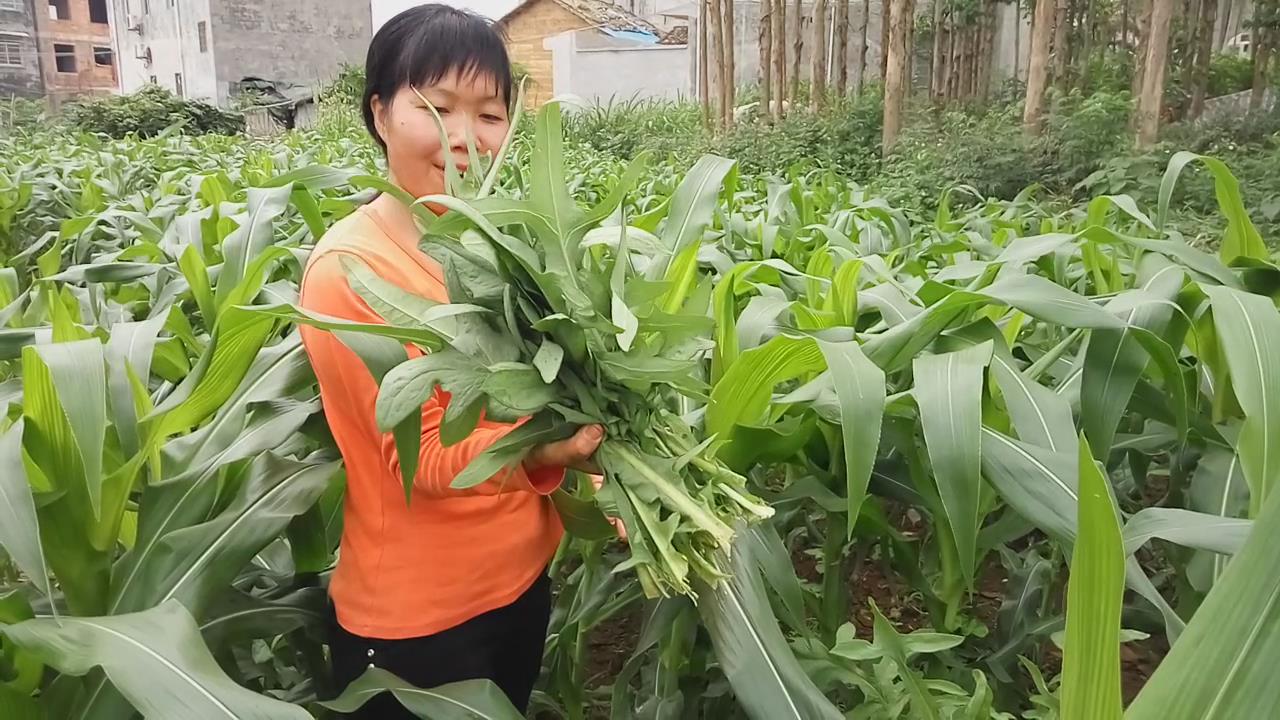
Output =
[{"x1": 525, "y1": 425, "x2": 605, "y2": 474}]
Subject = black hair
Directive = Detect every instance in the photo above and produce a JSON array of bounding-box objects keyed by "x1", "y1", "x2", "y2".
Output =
[{"x1": 362, "y1": 4, "x2": 513, "y2": 150}]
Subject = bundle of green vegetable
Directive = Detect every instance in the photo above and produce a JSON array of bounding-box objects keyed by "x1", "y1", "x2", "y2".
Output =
[{"x1": 327, "y1": 102, "x2": 773, "y2": 598}]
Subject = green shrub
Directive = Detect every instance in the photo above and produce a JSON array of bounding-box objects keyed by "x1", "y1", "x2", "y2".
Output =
[
  {"x1": 565, "y1": 97, "x2": 708, "y2": 160},
  {"x1": 1040, "y1": 89, "x2": 1133, "y2": 187},
  {"x1": 1208, "y1": 53, "x2": 1255, "y2": 97},
  {"x1": 718, "y1": 92, "x2": 884, "y2": 178},
  {"x1": 63, "y1": 85, "x2": 244, "y2": 138},
  {"x1": 0, "y1": 97, "x2": 48, "y2": 133}
]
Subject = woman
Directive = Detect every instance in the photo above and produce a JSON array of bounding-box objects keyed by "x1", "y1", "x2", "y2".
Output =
[{"x1": 298, "y1": 6, "x2": 602, "y2": 716}]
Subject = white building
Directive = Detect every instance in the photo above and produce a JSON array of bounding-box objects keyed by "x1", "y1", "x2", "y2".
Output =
[{"x1": 110, "y1": 0, "x2": 371, "y2": 105}]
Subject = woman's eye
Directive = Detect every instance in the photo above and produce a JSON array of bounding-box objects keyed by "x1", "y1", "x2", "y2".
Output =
[
  {"x1": 481, "y1": 114, "x2": 503, "y2": 123},
  {"x1": 434, "y1": 106, "x2": 451, "y2": 115}
]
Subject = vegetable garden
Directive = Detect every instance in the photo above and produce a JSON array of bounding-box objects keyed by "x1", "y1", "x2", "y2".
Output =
[{"x1": 2, "y1": 98, "x2": 1279, "y2": 720}]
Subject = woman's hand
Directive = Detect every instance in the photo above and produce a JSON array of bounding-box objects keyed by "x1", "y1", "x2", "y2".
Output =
[{"x1": 525, "y1": 424, "x2": 605, "y2": 474}]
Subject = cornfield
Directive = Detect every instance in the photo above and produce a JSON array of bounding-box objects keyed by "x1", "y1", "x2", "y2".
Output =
[{"x1": 1, "y1": 103, "x2": 1279, "y2": 719}]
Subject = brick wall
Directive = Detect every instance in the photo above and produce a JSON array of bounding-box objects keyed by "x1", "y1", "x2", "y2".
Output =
[
  {"x1": 34, "y1": 0, "x2": 116, "y2": 104},
  {"x1": 501, "y1": 0, "x2": 585, "y2": 106}
]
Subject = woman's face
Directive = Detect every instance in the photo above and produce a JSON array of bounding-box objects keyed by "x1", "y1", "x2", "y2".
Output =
[{"x1": 371, "y1": 69, "x2": 510, "y2": 201}]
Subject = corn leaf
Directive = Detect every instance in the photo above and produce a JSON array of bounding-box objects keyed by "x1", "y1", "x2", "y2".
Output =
[
  {"x1": 915, "y1": 342, "x2": 992, "y2": 587},
  {"x1": 1060, "y1": 435, "x2": 1124, "y2": 720}
]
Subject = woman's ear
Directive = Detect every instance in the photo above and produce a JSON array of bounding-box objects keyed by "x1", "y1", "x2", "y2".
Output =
[{"x1": 371, "y1": 93, "x2": 388, "y2": 142}]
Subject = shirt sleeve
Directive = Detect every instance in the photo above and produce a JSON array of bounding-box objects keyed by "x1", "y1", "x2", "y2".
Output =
[{"x1": 301, "y1": 251, "x2": 564, "y2": 499}]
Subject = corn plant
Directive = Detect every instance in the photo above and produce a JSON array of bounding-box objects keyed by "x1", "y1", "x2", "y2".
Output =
[{"x1": 3, "y1": 101, "x2": 1280, "y2": 720}]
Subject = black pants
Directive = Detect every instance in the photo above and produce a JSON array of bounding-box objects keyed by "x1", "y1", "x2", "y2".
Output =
[{"x1": 329, "y1": 572, "x2": 552, "y2": 718}]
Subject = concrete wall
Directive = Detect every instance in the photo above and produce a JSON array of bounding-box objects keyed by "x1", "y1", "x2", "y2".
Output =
[
  {"x1": 208, "y1": 0, "x2": 371, "y2": 105},
  {"x1": 110, "y1": 0, "x2": 217, "y2": 101},
  {"x1": 547, "y1": 30, "x2": 691, "y2": 103},
  {"x1": 34, "y1": 0, "x2": 116, "y2": 104},
  {"x1": 0, "y1": 0, "x2": 43, "y2": 97}
]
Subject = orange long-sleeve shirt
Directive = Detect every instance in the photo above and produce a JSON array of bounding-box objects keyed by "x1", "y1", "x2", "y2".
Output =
[{"x1": 298, "y1": 200, "x2": 564, "y2": 640}]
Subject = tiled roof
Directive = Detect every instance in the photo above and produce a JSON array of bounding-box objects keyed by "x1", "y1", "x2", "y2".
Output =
[{"x1": 501, "y1": 0, "x2": 659, "y2": 35}]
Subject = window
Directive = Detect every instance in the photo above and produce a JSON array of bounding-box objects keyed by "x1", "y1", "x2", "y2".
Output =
[
  {"x1": 53, "y1": 43, "x2": 76, "y2": 72},
  {"x1": 0, "y1": 0, "x2": 22, "y2": 12},
  {"x1": 48, "y1": 0, "x2": 69, "y2": 21},
  {"x1": 89, "y1": 0, "x2": 108, "y2": 23},
  {"x1": 93, "y1": 46, "x2": 112, "y2": 66},
  {"x1": 0, "y1": 36, "x2": 21, "y2": 67},
  {"x1": 198, "y1": 21, "x2": 208, "y2": 52},
  {"x1": 174, "y1": 72, "x2": 183, "y2": 97},
  {"x1": 148, "y1": 74, "x2": 156, "y2": 85}
]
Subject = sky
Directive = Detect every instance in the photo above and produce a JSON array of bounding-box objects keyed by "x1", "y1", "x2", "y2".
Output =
[{"x1": 371, "y1": 0, "x2": 524, "y2": 29}]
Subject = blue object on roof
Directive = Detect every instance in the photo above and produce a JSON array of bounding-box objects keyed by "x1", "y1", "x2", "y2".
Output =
[{"x1": 602, "y1": 28, "x2": 659, "y2": 43}]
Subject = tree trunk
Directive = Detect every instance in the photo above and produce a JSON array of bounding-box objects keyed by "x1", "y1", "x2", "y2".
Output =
[
  {"x1": 931, "y1": 0, "x2": 948, "y2": 101},
  {"x1": 836, "y1": 0, "x2": 851, "y2": 94},
  {"x1": 1076, "y1": 0, "x2": 1094, "y2": 91},
  {"x1": 788, "y1": 0, "x2": 798, "y2": 101},
  {"x1": 774, "y1": 0, "x2": 788, "y2": 117},
  {"x1": 709, "y1": 0, "x2": 723, "y2": 128},
  {"x1": 883, "y1": 0, "x2": 915, "y2": 152},
  {"x1": 978, "y1": 0, "x2": 995, "y2": 99},
  {"x1": 882, "y1": 0, "x2": 892, "y2": 82},
  {"x1": 858, "y1": 0, "x2": 872, "y2": 92},
  {"x1": 1024, "y1": 0, "x2": 1058, "y2": 132},
  {"x1": 723, "y1": 0, "x2": 737, "y2": 126},
  {"x1": 1189, "y1": 0, "x2": 1218, "y2": 118},
  {"x1": 1136, "y1": 0, "x2": 1174, "y2": 147},
  {"x1": 812, "y1": 0, "x2": 830, "y2": 107},
  {"x1": 700, "y1": 0, "x2": 711, "y2": 126},
  {"x1": 1051, "y1": 0, "x2": 1071, "y2": 91},
  {"x1": 761, "y1": 0, "x2": 773, "y2": 120},
  {"x1": 1131, "y1": 0, "x2": 1152, "y2": 98},
  {"x1": 1252, "y1": 28, "x2": 1274, "y2": 111}
]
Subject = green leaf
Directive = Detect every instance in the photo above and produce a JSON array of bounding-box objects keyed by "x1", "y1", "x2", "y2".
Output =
[
  {"x1": 0, "y1": 421, "x2": 52, "y2": 601},
  {"x1": 109, "y1": 454, "x2": 336, "y2": 617},
  {"x1": 321, "y1": 666, "x2": 524, "y2": 719},
  {"x1": 33, "y1": 340, "x2": 107, "y2": 519},
  {"x1": 707, "y1": 335, "x2": 827, "y2": 442},
  {"x1": 251, "y1": 302, "x2": 445, "y2": 349},
  {"x1": 1081, "y1": 259, "x2": 1185, "y2": 460},
  {"x1": 695, "y1": 528, "x2": 844, "y2": 720},
  {"x1": 1060, "y1": 435, "x2": 1124, "y2": 720},
  {"x1": 1158, "y1": 151, "x2": 1265, "y2": 263},
  {"x1": 914, "y1": 342, "x2": 992, "y2": 588},
  {"x1": 551, "y1": 486, "x2": 617, "y2": 540},
  {"x1": 0, "y1": 600, "x2": 311, "y2": 719},
  {"x1": 1122, "y1": 507, "x2": 1251, "y2": 557},
  {"x1": 1203, "y1": 285, "x2": 1280, "y2": 516},
  {"x1": 871, "y1": 601, "x2": 942, "y2": 720},
  {"x1": 980, "y1": 429, "x2": 1078, "y2": 543},
  {"x1": 1126, "y1": 463, "x2": 1280, "y2": 718},
  {"x1": 149, "y1": 307, "x2": 275, "y2": 437},
  {"x1": 213, "y1": 186, "x2": 293, "y2": 309},
  {"x1": 104, "y1": 315, "x2": 167, "y2": 458},
  {"x1": 980, "y1": 274, "x2": 1124, "y2": 329},
  {"x1": 816, "y1": 340, "x2": 886, "y2": 538},
  {"x1": 654, "y1": 154, "x2": 737, "y2": 278},
  {"x1": 533, "y1": 339, "x2": 563, "y2": 384},
  {"x1": 451, "y1": 414, "x2": 573, "y2": 490}
]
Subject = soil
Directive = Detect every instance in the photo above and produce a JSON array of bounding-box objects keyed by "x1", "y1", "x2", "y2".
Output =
[{"x1": 583, "y1": 607, "x2": 642, "y2": 688}]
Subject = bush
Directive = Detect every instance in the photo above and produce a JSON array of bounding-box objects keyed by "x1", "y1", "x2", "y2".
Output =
[
  {"x1": 1208, "y1": 54, "x2": 1255, "y2": 98},
  {"x1": 0, "y1": 97, "x2": 48, "y2": 133},
  {"x1": 63, "y1": 85, "x2": 244, "y2": 138},
  {"x1": 1040, "y1": 89, "x2": 1133, "y2": 187},
  {"x1": 718, "y1": 92, "x2": 884, "y2": 178},
  {"x1": 565, "y1": 97, "x2": 708, "y2": 160}
]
